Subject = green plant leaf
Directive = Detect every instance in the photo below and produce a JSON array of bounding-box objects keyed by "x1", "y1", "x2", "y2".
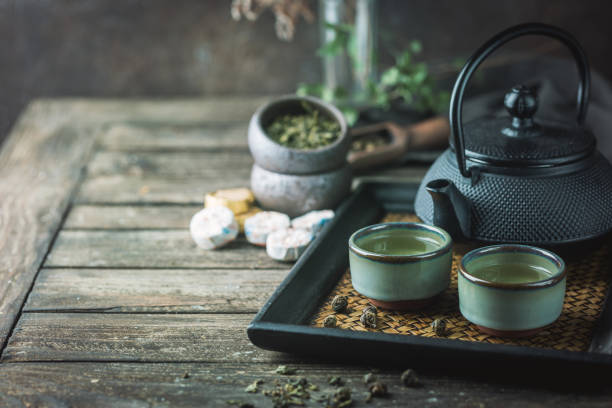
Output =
[
  {"x1": 296, "y1": 83, "x2": 323, "y2": 98},
  {"x1": 341, "y1": 106, "x2": 359, "y2": 126},
  {"x1": 380, "y1": 67, "x2": 400, "y2": 86},
  {"x1": 396, "y1": 51, "x2": 413, "y2": 70},
  {"x1": 323, "y1": 22, "x2": 354, "y2": 34},
  {"x1": 410, "y1": 40, "x2": 422, "y2": 54},
  {"x1": 317, "y1": 37, "x2": 345, "y2": 57}
]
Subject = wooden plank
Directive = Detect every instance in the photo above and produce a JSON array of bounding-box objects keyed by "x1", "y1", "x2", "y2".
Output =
[
  {"x1": 44, "y1": 230, "x2": 285, "y2": 269},
  {"x1": 0, "y1": 105, "x2": 98, "y2": 348},
  {"x1": 1, "y1": 313, "x2": 291, "y2": 363},
  {"x1": 64, "y1": 205, "x2": 200, "y2": 229},
  {"x1": 1, "y1": 363, "x2": 610, "y2": 408},
  {"x1": 75, "y1": 174, "x2": 251, "y2": 204},
  {"x1": 97, "y1": 122, "x2": 249, "y2": 151},
  {"x1": 24, "y1": 268, "x2": 287, "y2": 313},
  {"x1": 0, "y1": 96, "x2": 270, "y2": 349},
  {"x1": 75, "y1": 169, "x2": 426, "y2": 205},
  {"x1": 35, "y1": 97, "x2": 270, "y2": 125},
  {"x1": 85, "y1": 151, "x2": 253, "y2": 177}
]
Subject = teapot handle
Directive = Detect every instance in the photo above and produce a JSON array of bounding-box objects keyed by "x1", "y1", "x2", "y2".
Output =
[{"x1": 450, "y1": 23, "x2": 590, "y2": 178}]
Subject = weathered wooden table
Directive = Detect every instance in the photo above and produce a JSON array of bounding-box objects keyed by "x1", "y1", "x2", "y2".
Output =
[{"x1": 0, "y1": 98, "x2": 610, "y2": 407}]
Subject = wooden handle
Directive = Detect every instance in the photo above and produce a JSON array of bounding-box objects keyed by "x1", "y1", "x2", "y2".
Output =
[
  {"x1": 347, "y1": 122, "x2": 406, "y2": 171},
  {"x1": 407, "y1": 116, "x2": 450, "y2": 151},
  {"x1": 347, "y1": 116, "x2": 449, "y2": 172}
]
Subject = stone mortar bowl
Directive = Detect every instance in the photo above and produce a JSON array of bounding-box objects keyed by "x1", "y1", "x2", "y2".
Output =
[
  {"x1": 251, "y1": 163, "x2": 351, "y2": 218},
  {"x1": 248, "y1": 95, "x2": 350, "y2": 174},
  {"x1": 248, "y1": 95, "x2": 352, "y2": 216}
]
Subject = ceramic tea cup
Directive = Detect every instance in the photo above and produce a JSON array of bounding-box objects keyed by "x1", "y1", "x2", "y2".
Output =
[
  {"x1": 458, "y1": 244, "x2": 566, "y2": 337},
  {"x1": 349, "y1": 222, "x2": 452, "y2": 310}
]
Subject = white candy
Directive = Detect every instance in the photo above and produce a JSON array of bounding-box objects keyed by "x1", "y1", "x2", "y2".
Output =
[
  {"x1": 244, "y1": 211, "x2": 290, "y2": 246},
  {"x1": 291, "y1": 209, "x2": 335, "y2": 234},
  {"x1": 190, "y1": 206, "x2": 238, "y2": 250},
  {"x1": 266, "y1": 228, "x2": 313, "y2": 261}
]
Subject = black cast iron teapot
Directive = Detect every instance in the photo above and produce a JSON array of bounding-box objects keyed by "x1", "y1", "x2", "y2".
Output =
[{"x1": 414, "y1": 23, "x2": 612, "y2": 246}]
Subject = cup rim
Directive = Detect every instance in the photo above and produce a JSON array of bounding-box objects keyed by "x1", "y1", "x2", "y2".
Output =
[
  {"x1": 254, "y1": 94, "x2": 348, "y2": 153},
  {"x1": 459, "y1": 244, "x2": 566, "y2": 290},
  {"x1": 348, "y1": 222, "x2": 452, "y2": 263}
]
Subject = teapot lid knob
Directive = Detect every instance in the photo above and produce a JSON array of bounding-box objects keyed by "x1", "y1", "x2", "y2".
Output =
[{"x1": 504, "y1": 85, "x2": 538, "y2": 130}]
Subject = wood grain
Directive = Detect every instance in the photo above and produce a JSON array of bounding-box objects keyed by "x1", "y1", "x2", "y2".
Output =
[
  {"x1": 0, "y1": 106, "x2": 98, "y2": 348},
  {"x1": 2, "y1": 313, "x2": 291, "y2": 363},
  {"x1": 97, "y1": 122, "x2": 249, "y2": 151},
  {"x1": 24, "y1": 268, "x2": 288, "y2": 313},
  {"x1": 86, "y1": 151, "x2": 253, "y2": 177},
  {"x1": 0, "y1": 96, "x2": 269, "y2": 349},
  {"x1": 44, "y1": 230, "x2": 286, "y2": 269},
  {"x1": 74, "y1": 169, "x2": 427, "y2": 205},
  {"x1": 64, "y1": 205, "x2": 201, "y2": 229},
  {"x1": 0, "y1": 363, "x2": 610, "y2": 408},
  {"x1": 75, "y1": 174, "x2": 252, "y2": 204},
  {"x1": 35, "y1": 97, "x2": 270, "y2": 125}
]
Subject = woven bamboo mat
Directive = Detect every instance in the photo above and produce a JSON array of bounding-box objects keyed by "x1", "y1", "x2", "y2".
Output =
[{"x1": 311, "y1": 214, "x2": 612, "y2": 352}]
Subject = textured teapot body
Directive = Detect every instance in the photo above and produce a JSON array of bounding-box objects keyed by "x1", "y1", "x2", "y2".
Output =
[{"x1": 414, "y1": 149, "x2": 612, "y2": 245}]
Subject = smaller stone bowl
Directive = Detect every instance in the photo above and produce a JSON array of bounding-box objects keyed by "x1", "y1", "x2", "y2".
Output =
[
  {"x1": 248, "y1": 95, "x2": 350, "y2": 175},
  {"x1": 458, "y1": 245, "x2": 566, "y2": 337},
  {"x1": 349, "y1": 222, "x2": 452, "y2": 310}
]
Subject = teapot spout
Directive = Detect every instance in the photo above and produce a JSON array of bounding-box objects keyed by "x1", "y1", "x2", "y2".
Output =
[{"x1": 425, "y1": 179, "x2": 471, "y2": 240}]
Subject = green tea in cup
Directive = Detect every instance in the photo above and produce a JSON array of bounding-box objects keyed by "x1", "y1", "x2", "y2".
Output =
[
  {"x1": 355, "y1": 228, "x2": 442, "y2": 256},
  {"x1": 468, "y1": 263, "x2": 552, "y2": 284}
]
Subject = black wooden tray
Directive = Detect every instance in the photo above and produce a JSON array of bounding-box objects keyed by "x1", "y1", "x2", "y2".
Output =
[{"x1": 247, "y1": 181, "x2": 612, "y2": 377}]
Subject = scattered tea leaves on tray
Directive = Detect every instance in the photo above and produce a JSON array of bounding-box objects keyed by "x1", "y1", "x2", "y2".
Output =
[
  {"x1": 400, "y1": 369, "x2": 419, "y2": 387},
  {"x1": 323, "y1": 314, "x2": 337, "y2": 328},
  {"x1": 265, "y1": 102, "x2": 341, "y2": 149},
  {"x1": 275, "y1": 365, "x2": 297, "y2": 375},
  {"x1": 331, "y1": 295, "x2": 349, "y2": 313},
  {"x1": 431, "y1": 318, "x2": 447, "y2": 336},
  {"x1": 363, "y1": 373, "x2": 377, "y2": 384},
  {"x1": 360, "y1": 306, "x2": 377, "y2": 329}
]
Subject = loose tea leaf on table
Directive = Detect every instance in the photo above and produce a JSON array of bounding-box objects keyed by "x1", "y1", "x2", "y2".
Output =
[{"x1": 265, "y1": 102, "x2": 341, "y2": 149}]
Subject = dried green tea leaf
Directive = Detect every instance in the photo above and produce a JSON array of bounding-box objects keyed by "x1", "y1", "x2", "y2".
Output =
[
  {"x1": 275, "y1": 365, "x2": 297, "y2": 375},
  {"x1": 265, "y1": 103, "x2": 341, "y2": 150}
]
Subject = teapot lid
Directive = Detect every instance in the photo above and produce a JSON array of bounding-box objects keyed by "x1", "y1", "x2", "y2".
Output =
[{"x1": 454, "y1": 85, "x2": 596, "y2": 166}]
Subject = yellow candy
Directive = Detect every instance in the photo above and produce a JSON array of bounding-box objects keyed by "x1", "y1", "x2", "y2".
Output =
[
  {"x1": 236, "y1": 207, "x2": 262, "y2": 233},
  {"x1": 205, "y1": 188, "x2": 255, "y2": 215}
]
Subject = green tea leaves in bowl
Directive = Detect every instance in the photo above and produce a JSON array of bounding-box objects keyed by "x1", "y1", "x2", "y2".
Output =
[{"x1": 265, "y1": 102, "x2": 341, "y2": 149}]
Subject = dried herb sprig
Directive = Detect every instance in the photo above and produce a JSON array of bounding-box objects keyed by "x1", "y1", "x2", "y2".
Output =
[
  {"x1": 230, "y1": 0, "x2": 314, "y2": 41},
  {"x1": 265, "y1": 102, "x2": 341, "y2": 149}
]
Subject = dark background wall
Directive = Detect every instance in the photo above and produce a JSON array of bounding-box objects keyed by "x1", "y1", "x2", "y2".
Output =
[{"x1": 1, "y1": 0, "x2": 611, "y2": 141}]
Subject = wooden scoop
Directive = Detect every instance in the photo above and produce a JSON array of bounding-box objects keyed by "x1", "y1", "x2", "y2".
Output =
[{"x1": 348, "y1": 116, "x2": 450, "y2": 171}]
